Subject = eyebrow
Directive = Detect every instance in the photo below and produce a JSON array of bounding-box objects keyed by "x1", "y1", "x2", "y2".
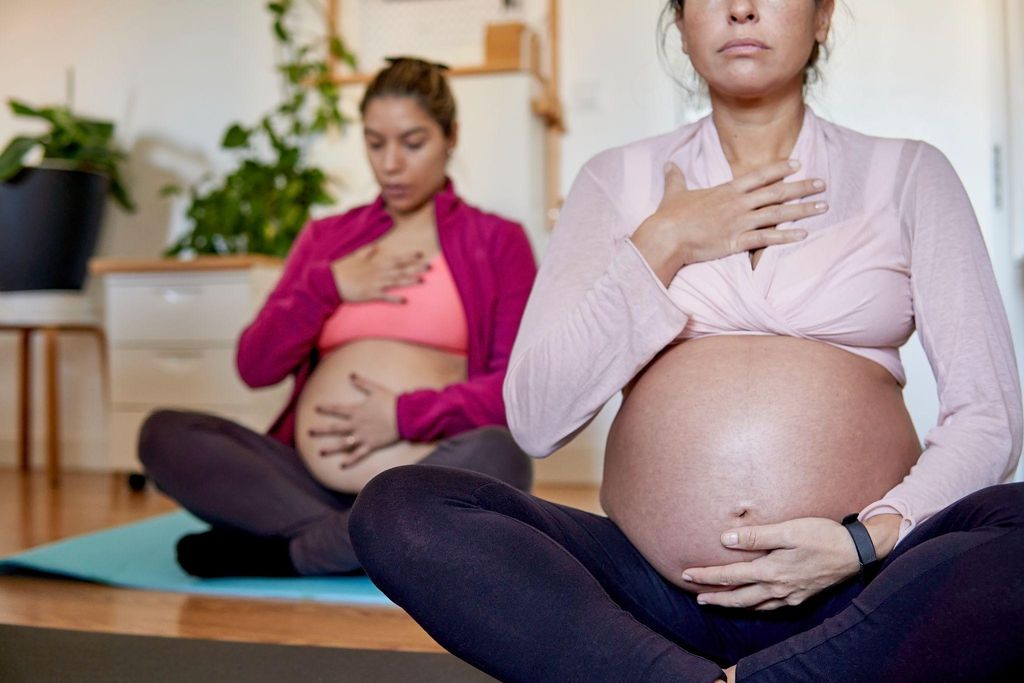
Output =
[{"x1": 363, "y1": 126, "x2": 429, "y2": 139}]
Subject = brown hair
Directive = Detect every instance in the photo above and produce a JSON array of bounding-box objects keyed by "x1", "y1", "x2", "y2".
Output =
[
  {"x1": 661, "y1": 0, "x2": 831, "y2": 88},
  {"x1": 359, "y1": 56, "x2": 457, "y2": 137}
]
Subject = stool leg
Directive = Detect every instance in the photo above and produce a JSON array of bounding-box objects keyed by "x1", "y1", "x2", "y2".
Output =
[
  {"x1": 43, "y1": 327, "x2": 60, "y2": 488},
  {"x1": 94, "y1": 326, "x2": 110, "y2": 406},
  {"x1": 18, "y1": 328, "x2": 32, "y2": 472}
]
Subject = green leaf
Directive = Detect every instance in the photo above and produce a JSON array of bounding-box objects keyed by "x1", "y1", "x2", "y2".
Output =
[
  {"x1": 329, "y1": 36, "x2": 346, "y2": 59},
  {"x1": 273, "y1": 20, "x2": 288, "y2": 42},
  {"x1": 159, "y1": 184, "x2": 182, "y2": 197},
  {"x1": 0, "y1": 136, "x2": 41, "y2": 181},
  {"x1": 221, "y1": 124, "x2": 251, "y2": 149},
  {"x1": 8, "y1": 99, "x2": 45, "y2": 118}
]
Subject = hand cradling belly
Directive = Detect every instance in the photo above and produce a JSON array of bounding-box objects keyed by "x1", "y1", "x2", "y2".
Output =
[
  {"x1": 295, "y1": 339, "x2": 466, "y2": 493},
  {"x1": 600, "y1": 335, "x2": 920, "y2": 592}
]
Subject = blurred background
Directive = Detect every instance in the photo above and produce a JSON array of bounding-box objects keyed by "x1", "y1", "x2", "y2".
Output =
[{"x1": 0, "y1": 0, "x2": 1021, "y2": 486}]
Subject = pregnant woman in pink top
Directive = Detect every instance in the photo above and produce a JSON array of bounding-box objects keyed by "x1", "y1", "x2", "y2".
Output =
[
  {"x1": 138, "y1": 58, "x2": 536, "y2": 577},
  {"x1": 349, "y1": 3, "x2": 1024, "y2": 681}
]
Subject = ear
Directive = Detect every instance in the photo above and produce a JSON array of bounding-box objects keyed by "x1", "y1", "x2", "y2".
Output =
[
  {"x1": 675, "y1": 15, "x2": 689, "y2": 55},
  {"x1": 815, "y1": 0, "x2": 835, "y2": 44},
  {"x1": 447, "y1": 120, "x2": 459, "y2": 155}
]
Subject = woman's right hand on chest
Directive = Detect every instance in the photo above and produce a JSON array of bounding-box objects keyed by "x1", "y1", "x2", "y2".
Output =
[
  {"x1": 630, "y1": 160, "x2": 828, "y2": 286},
  {"x1": 330, "y1": 244, "x2": 430, "y2": 304}
]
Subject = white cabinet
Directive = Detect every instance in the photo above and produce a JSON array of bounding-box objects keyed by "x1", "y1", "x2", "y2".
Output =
[{"x1": 92, "y1": 258, "x2": 291, "y2": 471}]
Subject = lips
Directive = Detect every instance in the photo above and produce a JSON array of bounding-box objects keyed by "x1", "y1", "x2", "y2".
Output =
[{"x1": 719, "y1": 38, "x2": 769, "y2": 53}]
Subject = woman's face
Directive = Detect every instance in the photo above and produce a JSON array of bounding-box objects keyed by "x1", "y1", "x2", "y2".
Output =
[
  {"x1": 678, "y1": 0, "x2": 833, "y2": 99},
  {"x1": 363, "y1": 96, "x2": 455, "y2": 214}
]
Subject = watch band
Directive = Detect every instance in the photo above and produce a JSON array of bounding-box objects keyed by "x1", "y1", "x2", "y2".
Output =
[{"x1": 842, "y1": 513, "x2": 878, "y2": 580}]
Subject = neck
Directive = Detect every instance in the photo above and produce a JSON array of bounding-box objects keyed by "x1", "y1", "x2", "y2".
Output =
[{"x1": 708, "y1": 82, "x2": 806, "y2": 173}]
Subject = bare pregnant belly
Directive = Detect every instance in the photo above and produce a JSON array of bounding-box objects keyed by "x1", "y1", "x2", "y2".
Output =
[
  {"x1": 601, "y1": 335, "x2": 921, "y2": 592},
  {"x1": 295, "y1": 340, "x2": 467, "y2": 493}
]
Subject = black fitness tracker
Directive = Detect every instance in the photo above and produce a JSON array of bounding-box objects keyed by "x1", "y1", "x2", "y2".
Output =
[{"x1": 842, "y1": 513, "x2": 882, "y2": 581}]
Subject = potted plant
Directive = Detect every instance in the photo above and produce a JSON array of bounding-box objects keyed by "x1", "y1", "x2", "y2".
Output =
[
  {"x1": 0, "y1": 99, "x2": 135, "y2": 291},
  {"x1": 163, "y1": 0, "x2": 355, "y2": 257}
]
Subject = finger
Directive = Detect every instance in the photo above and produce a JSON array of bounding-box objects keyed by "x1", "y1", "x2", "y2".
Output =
[
  {"x1": 360, "y1": 243, "x2": 380, "y2": 260},
  {"x1": 339, "y1": 444, "x2": 374, "y2": 469},
  {"x1": 368, "y1": 291, "x2": 407, "y2": 304},
  {"x1": 306, "y1": 427, "x2": 354, "y2": 438},
  {"x1": 753, "y1": 599, "x2": 789, "y2": 612},
  {"x1": 379, "y1": 275, "x2": 425, "y2": 290},
  {"x1": 350, "y1": 372, "x2": 387, "y2": 395},
  {"x1": 743, "y1": 178, "x2": 826, "y2": 211},
  {"x1": 696, "y1": 583, "x2": 774, "y2": 609},
  {"x1": 663, "y1": 162, "x2": 688, "y2": 193},
  {"x1": 319, "y1": 439, "x2": 360, "y2": 457},
  {"x1": 733, "y1": 227, "x2": 807, "y2": 253},
  {"x1": 389, "y1": 251, "x2": 425, "y2": 268},
  {"x1": 731, "y1": 159, "x2": 802, "y2": 193},
  {"x1": 315, "y1": 405, "x2": 353, "y2": 420},
  {"x1": 743, "y1": 199, "x2": 828, "y2": 231},
  {"x1": 721, "y1": 523, "x2": 797, "y2": 552},
  {"x1": 683, "y1": 560, "x2": 764, "y2": 587}
]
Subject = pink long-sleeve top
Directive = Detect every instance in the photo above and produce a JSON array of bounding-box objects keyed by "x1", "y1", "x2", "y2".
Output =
[
  {"x1": 238, "y1": 179, "x2": 537, "y2": 445},
  {"x1": 503, "y1": 105, "x2": 1023, "y2": 545}
]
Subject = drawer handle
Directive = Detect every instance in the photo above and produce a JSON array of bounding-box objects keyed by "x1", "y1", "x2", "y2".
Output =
[
  {"x1": 155, "y1": 351, "x2": 204, "y2": 372},
  {"x1": 157, "y1": 287, "x2": 202, "y2": 303}
]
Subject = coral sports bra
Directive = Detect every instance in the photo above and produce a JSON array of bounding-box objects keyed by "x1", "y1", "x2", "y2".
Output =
[{"x1": 318, "y1": 251, "x2": 469, "y2": 355}]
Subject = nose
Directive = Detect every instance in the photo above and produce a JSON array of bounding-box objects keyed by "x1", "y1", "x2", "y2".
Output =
[
  {"x1": 382, "y1": 143, "x2": 403, "y2": 174},
  {"x1": 728, "y1": 0, "x2": 758, "y2": 24}
]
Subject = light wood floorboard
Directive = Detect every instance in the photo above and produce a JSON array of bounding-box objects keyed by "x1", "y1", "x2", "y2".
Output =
[{"x1": 0, "y1": 468, "x2": 601, "y2": 652}]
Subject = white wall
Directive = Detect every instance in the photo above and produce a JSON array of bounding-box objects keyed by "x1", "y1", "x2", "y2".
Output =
[{"x1": 1, "y1": 0, "x2": 1021, "y2": 484}]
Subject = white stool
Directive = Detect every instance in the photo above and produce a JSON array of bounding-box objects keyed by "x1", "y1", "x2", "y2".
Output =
[{"x1": 0, "y1": 292, "x2": 108, "y2": 487}]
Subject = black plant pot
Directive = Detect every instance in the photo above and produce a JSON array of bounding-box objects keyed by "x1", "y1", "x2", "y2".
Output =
[{"x1": 0, "y1": 165, "x2": 109, "y2": 291}]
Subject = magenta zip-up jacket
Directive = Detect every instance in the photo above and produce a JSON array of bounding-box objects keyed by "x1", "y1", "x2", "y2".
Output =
[{"x1": 236, "y1": 179, "x2": 538, "y2": 446}]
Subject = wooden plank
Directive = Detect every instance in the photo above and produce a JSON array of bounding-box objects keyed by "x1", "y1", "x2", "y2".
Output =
[
  {"x1": 89, "y1": 256, "x2": 283, "y2": 275},
  {"x1": 0, "y1": 469, "x2": 601, "y2": 649}
]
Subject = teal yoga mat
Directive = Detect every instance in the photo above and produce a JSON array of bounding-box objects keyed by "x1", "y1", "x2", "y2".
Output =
[{"x1": 0, "y1": 511, "x2": 393, "y2": 606}]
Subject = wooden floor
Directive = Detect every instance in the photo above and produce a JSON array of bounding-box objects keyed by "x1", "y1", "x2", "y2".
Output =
[{"x1": 0, "y1": 468, "x2": 601, "y2": 652}]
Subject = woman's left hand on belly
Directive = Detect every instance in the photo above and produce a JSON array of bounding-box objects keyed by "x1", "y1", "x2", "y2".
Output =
[
  {"x1": 681, "y1": 518, "x2": 861, "y2": 611},
  {"x1": 310, "y1": 373, "x2": 400, "y2": 467}
]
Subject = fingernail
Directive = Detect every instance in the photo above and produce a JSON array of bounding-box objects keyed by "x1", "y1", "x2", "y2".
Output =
[
  {"x1": 722, "y1": 532, "x2": 739, "y2": 547},
  {"x1": 791, "y1": 229, "x2": 808, "y2": 240},
  {"x1": 697, "y1": 596, "x2": 707, "y2": 605},
  {"x1": 815, "y1": 202, "x2": 828, "y2": 211},
  {"x1": 682, "y1": 573, "x2": 694, "y2": 582},
  {"x1": 812, "y1": 179, "x2": 825, "y2": 190},
  {"x1": 789, "y1": 159, "x2": 801, "y2": 169}
]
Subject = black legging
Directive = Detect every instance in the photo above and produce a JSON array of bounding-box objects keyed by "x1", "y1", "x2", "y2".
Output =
[
  {"x1": 138, "y1": 410, "x2": 533, "y2": 576},
  {"x1": 350, "y1": 464, "x2": 1024, "y2": 682}
]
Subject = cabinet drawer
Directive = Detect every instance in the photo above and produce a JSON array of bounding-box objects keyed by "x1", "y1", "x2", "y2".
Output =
[
  {"x1": 110, "y1": 348, "x2": 252, "y2": 406},
  {"x1": 109, "y1": 407, "x2": 265, "y2": 472},
  {"x1": 105, "y1": 274, "x2": 253, "y2": 344}
]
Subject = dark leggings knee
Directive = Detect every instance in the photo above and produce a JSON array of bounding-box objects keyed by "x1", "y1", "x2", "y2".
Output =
[
  {"x1": 137, "y1": 409, "x2": 206, "y2": 474},
  {"x1": 432, "y1": 426, "x2": 534, "y2": 492},
  {"x1": 350, "y1": 464, "x2": 483, "y2": 572}
]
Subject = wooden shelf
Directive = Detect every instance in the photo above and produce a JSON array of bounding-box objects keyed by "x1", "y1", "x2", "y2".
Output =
[
  {"x1": 329, "y1": 63, "x2": 543, "y2": 87},
  {"x1": 90, "y1": 256, "x2": 283, "y2": 275}
]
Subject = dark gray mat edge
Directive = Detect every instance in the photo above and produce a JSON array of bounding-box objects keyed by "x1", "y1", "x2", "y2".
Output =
[{"x1": 0, "y1": 624, "x2": 495, "y2": 682}]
